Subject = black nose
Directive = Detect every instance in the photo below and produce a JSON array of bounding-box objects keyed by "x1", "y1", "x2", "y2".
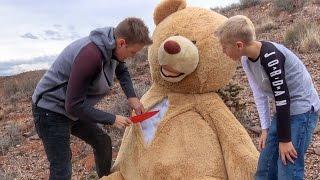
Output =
[{"x1": 164, "y1": 40, "x2": 181, "y2": 54}]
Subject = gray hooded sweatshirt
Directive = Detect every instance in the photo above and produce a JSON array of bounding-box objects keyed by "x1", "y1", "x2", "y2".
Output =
[{"x1": 32, "y1": 27, "x2": 136, "y2": 124}]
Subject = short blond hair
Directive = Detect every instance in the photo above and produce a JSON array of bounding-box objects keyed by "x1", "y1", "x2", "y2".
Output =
[{"x1": 215, "y1": 15, "x2": 256, "y2": 44}]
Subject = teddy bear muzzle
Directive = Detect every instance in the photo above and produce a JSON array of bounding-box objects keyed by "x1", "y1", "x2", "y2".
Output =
[{"x1": 158, "y1": 35, "x2": 199, "y2": 83}]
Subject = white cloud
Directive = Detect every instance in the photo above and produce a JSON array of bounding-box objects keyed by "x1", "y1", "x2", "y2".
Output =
[
  {"x1": 0, "y1": 55, "x2": 56, "y2": 76},
  {"x1": 8, "y1": 62, "x2": 51, "y2": 75},
  {"x1": 0, "y1": 0, "x2": 239, "y2": 75},
  {"x1": 21, "y1": 33, "x2": 39, "y2": 39},
  {"x1": 0, "y1": 39, "x2": 70, "y2": 62}
]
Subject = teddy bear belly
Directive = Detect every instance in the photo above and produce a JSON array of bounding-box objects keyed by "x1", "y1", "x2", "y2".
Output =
[
  {"x1": 121, "y1": 111, "x2": 228, "y2": 179},
  {"x1": 140, "y1": 98, "x2": 169, "y2": 144}
]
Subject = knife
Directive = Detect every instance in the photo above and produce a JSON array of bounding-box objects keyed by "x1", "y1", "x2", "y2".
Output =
[{"x1": 130, "y1": 110, "x2": 159, "y2": 123}]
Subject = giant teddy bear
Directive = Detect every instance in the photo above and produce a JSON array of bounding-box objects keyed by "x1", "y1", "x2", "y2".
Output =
[{"x1": 102, "y1": 0, "x2": 259, "y2": 179}]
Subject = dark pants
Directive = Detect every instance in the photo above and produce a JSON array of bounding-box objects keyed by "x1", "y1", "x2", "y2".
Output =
[{"x1": 32, "y1": 105, "x2": 112, "y2": 180}]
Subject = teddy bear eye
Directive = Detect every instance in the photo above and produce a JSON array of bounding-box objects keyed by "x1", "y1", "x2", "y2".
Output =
[{"x1": 192, "y1": 40, "x2": 197, "y2": 44}]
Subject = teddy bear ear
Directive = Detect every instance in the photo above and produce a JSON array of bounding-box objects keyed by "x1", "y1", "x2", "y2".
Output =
[{"x1": 153, "y1": 0, "x2": 186, "y2": 25}]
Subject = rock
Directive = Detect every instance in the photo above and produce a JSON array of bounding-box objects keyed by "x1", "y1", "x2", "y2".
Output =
[
  {"x1": 29, "y1": 134, "x2": 40, "y2": 140},
  {"x1": 112, "y1": 151, "x2": 118, "y2": 159},
  {"x1": 249, "y1": 125, "x2": 261, "y2": 134},
  {"x1": 314, "y1": 122, "x2": 320, "y2": 134},
  {"x1": 83, "y1": 153, "x2": 95, "y2": 171},
  {"x1": 314, "y1": 146, "x2": 320, "y2": 156},
  {"x1": 23, "y1": 131, "x2": 33, "y2": 138}
]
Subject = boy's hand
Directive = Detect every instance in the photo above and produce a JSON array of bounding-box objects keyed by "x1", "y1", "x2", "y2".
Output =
[
  {"x1": 258, "y1": 129, "x2": 268, "y2": 151},
  {"x1": 279, "y1": 142, "x2": 298, "y2": 165},
  {"x1": 128, "y1": 97, "x2": 145, "y2": 115},
  {"x1": 113, "y1": 115, "x2": 132, "y2": 129}
]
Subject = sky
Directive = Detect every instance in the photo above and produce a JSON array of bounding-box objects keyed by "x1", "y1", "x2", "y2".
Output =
[{"x1": 0, "y1": 0, "x2": 239, "y2": 76}]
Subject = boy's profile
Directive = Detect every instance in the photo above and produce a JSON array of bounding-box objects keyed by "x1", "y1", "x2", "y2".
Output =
[{"x1": 215, "y1": 15, "x2": 320, "y2": 180}]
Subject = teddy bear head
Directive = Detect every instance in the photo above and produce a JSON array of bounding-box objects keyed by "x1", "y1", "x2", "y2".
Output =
[{"x1": 148, "y1": 0, "x2": 236, "y2": 93}]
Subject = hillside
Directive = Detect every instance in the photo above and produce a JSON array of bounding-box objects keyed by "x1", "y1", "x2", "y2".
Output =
[{"x1": 1, "y1": 1, "x2": 320, "y2": 179}]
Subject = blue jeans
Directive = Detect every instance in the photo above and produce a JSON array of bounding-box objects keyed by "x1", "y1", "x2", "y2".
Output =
[
  {"x1": 32, "y1": 105, "x2": 112, "y2": 180},
  {"x1": 255, "y1": 107, "x2": 319, "y2": 180}
]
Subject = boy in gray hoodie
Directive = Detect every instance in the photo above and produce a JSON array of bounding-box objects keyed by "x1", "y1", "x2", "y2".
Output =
[{"x1": 32, "y1": 17, "x2": 152, "y2": 179}]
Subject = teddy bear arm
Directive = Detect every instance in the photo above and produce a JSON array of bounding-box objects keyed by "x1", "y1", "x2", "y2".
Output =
[{"x1": 207, "y1": 110, "x2": 259, "y2": 180}]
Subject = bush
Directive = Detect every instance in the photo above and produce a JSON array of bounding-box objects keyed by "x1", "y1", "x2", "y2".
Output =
[
  {"x1": 0, "y1": 170, "x2": 17, "y2": 180},
  {"x1": 284, "y1": 22, "x2": 320, "y2": 53},
  {"x1": 256, "y1": 18, "x2": 278, "y2": 33},
  {"x1": 311, "y1": 0, "x2": 320, "y2": 4},
  {"x1": 240, "y1": 0, "x2": 261, "y2": 8},
  {"x1": 284, "y1": 22, "x2": 305, "y2": 47},
  {"x1": 0, "y1": 108, "x2": 4, "y2": 121},
  {"x1": 108, "y1": 80, "x2": 151, "y2": 117},
  {"x1": 0, "y1": 122, "x2": 22, "y2": 155},
  {"x1": 3, "y1": 70, "x2": 44, "y2": 98},
  {"x1": 126, "y1": 47, "x2": 149, "y2": 77},
  {"x1": 273, "y1": 0, "x2": 307, "y2": 12},
  {"x1": 133, "y1": 81, "x2": 152, "y2": 99},
  {"x1": 212, "y1": 3, "x2": 241, "y2": 14},
  {"x1": 218, "y1": 83, "x2": 247, "y2": 121},
  {"x1": 300, "y1": 30, "x2": 320, "y2": 52}
]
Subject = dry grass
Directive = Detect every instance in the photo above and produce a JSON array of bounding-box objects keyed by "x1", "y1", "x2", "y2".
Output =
[{"x1": 284, "y1": 22, "x2": 320, "y2": 53}]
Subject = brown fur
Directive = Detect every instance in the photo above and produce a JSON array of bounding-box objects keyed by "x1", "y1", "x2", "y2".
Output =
[
  {"x1": 153, "y1": 0, "x2": 186, "y2": 25},
  {"x1": 101, "y1": 0, "x2": 258, "y2": 179}
]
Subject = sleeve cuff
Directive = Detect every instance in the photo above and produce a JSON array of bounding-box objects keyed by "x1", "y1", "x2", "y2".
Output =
[
  {"x1": 125, "y1": 89, "x2": 137, "y2": 98},
  {"x1": 107, "y1": 114, "x2": 116, "y2": 125}
]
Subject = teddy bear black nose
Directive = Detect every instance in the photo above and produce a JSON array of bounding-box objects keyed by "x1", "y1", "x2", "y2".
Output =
[{"x1": 164, "y1": 40, "x2": 181, "y2": 54}]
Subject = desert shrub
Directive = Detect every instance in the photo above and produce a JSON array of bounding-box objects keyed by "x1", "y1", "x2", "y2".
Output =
[
  {"x1": 126, "y1": 47, "x2": 149, "y2": 77},
  {"x1": 311, "y1": 0, "x2": 320, "y2": 4},
  {"x1": 284, "y1": 22, "x2": 320, "y2": 53},
  {"x1": 300, "y1": 29, "x2": 320, "y2": 52},
  {"x1": 108, "y1": 94, "x2": 131, "y2": 117},
  {"x1": 212, "y1": 3, "x2": 241, "y2": 14},
  {"x1": 0, "y1": 109, "x2": 4, "y2": 121},
  {"x1": 273, "y1": 0, "x2": 307, "y2": 12},
  {"x1": 3, "y1": 70, "x2": 44, "y2": 98},
  {"x1": 0, "y1": 170, "x2": 18, "y2": 180},
  {"x1": 240, "y1": 0, "x2": 261, "y2": 8},
  {"x1": 256, "y1": 18, "x2": 278, "y2": 33},
  {"x1": 108, "y1": 80, "x2": 151, "y2": 117},
  {"x1": 0, "y1": 122, "x2": 22, "y2": 155},
  {"x1": 133, "y1": 81, "x2": 152, "y2": 99},
  {"x1": 218, "y1": 82, "x2": 248, "y2": 124},
  {"x1": 3, "y1": 80, "x2": 19, "y2": 97}
]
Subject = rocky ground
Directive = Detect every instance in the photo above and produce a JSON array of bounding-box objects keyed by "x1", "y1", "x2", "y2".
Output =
[{"x1": 0, "y1": 1, "x2": 320, "y2": 179}]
